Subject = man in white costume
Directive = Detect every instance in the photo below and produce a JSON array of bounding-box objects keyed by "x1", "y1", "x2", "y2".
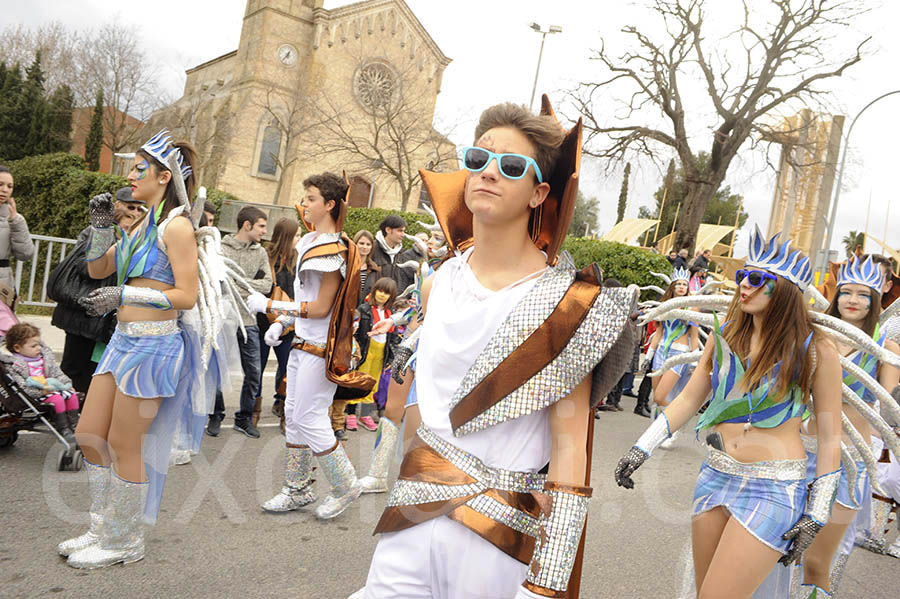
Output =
[
  {"x1": 353, "y1": 98, "x2": 638, "y2": 599},
  {"x1": 248, "y1": 172, "x2": 374, "y2": 521}
]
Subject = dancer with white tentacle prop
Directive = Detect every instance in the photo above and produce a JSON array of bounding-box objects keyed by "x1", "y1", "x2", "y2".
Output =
[
  {"x1": 60, "y1": 130, "x2": 245, "y2": 570},
  {"x1": 617, "y1": 226, "x2": 845, "y2": 598}
]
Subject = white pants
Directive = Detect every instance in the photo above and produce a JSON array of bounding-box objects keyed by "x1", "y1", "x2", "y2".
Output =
[
  {"x1": 284, "y1": 349, "x2": 337, "y2": 453},
  {"x1": 363, "y1": 516, "x2": 529, "y2": 599}
]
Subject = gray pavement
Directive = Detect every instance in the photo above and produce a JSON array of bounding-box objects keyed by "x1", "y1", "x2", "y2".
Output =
[{"x1": 1, "y1": 316, "x2": 897, "y2": 597}]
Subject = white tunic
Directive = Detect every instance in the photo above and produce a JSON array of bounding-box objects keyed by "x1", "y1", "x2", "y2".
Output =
[
  {"x1": 293, "y1": 231, "x2": 336, "y2": 344},
  {"x1": 416, "y1": 249, "x2": 553, "y2": 471}
]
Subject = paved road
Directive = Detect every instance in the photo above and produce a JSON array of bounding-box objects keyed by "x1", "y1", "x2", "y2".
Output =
[{"x1": 1, "y1": 372, "x2": 897, "y2": 598}]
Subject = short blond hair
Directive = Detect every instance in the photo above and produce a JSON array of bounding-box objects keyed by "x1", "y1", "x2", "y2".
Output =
[{"x1": 473, "y1": 103, "x2": 565, "y2": 183}]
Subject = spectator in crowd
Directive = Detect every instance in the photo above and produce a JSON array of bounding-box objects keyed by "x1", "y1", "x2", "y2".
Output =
[
  {"x1": 47, "y1": 187, "x2": 142, "y2": 394},
  {"x1": 370, "y1": 215, "x2": 417, "y2": 292},
  {"x1": 258, "y1": 217, "x2": 299, "y2": 424},
  {"x1": 0, "y1": 165, "x2": 35, "y2": 290},
  {"x1": 690, "y1": 248, "x2": 712, "y2": 275},
  {"x1": 673, "y1": 247, "x2": 689, "y2": 270},
  {"x1": 354, "y1": 229, "x2": 380, "y2": 302},
  {"x1": 208, "y1": 206, "x2": 272, "y2": 438},
  {"x1": 666, "y1": 250, "x2": 677, "y2": 265},
  {"x1": 202, "y1": 200, "x2": 216, "y2": 228}
]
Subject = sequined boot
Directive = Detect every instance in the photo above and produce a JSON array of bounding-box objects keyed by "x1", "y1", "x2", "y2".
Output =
[
  {"x1": 828, "y1": 553, "x2": 849, "y2": 597},
  {"x1": 262, "y1": 444, "x2": 317, "y2": 512},
  {"x1": 67, "y1": 472, "x2": 147, "y2": 569},
  {"x1": 886, "y1": 536, "x2": 900, "y2": 559},
  {"x1": 314, "y1": 441, "x2": 361, "y2": 520},
  {"x1": 359, "y1": 418, "x2": 399, "y2": 494},
  {"x1": 57, "y1": 460, "x2": 109, "y2": 556}
]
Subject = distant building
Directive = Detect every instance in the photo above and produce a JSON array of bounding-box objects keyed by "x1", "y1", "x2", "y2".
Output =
[
  {"x1": 69, "y1": 106, "x2": 144, "y2": 174},
  {"x1": 146, "y1": 0, "x2": 453, "y2": 210}
]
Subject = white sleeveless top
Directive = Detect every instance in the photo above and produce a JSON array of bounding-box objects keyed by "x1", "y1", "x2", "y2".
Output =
[{"x1": 416, "y1": 249, "x2": 552, "y2": 472}]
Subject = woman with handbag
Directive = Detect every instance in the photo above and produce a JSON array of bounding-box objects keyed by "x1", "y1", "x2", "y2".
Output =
[{"x1": 257, "y1": 218, "x2": 300, "y2": 424}]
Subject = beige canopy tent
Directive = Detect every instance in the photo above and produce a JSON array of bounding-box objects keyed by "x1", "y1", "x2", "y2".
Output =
[
  {"x1": 600, "y1": 218, "x2": 660, "y2": 245},
  {"x1": 654, "y1": 224, "x2": 738, "y2": 255}
]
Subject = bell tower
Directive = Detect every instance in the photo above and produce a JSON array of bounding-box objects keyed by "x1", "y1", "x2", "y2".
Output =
[{"x1": 234, "y1": 0, "x2": 321, "y2": 90}]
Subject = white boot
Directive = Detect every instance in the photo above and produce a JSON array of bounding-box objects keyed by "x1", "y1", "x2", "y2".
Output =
[
  {"x1": 262, "y1": 444, "x2": 317, "y2": 512},
  {"x1": 359, "y1": 418, "x2": 399, "y2": 494},
  {"x1": 314, "y1": 442, "x2": 362, "y2": 520},
  {"x1": 67, "y1": 472, "x2": 147, "y2": 569},
  {"x1": 57, "y1": 460, "x2": 109, "y2": 556}
]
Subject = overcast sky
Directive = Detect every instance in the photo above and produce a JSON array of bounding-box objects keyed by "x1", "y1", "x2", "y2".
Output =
[{"x1": 7, "y1": 0, "x2": 900, "y2": 258}]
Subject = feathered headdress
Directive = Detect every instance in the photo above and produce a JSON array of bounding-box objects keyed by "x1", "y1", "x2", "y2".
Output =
[
  {"x1": 744, "y1": 225, "x2": 812, "y2": 291},
  {"x1": 836, "y1": 256, "x2": 885, "y2": 292},
  {"x1": 671, "y1": 266, "x2": 690, "y2": 283},
  {"x1": 141, "y1": 129, "x2": 192, "y2": 180}
]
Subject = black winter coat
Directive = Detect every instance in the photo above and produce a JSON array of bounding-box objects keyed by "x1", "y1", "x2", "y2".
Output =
[
  {"x1": 354, "y1": 302, "x2": 401, "y2": 367},
  {"x1": 47, "y1": 227, "x2": 116, "y2": 344},
  {"x1": 370, "y1": 242, "x2": 419, "y2": 294}
]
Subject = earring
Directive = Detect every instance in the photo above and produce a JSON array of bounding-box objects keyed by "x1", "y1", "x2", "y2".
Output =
[{"x1": 159, "y1": 181, "x2": 165, "y2": 185}]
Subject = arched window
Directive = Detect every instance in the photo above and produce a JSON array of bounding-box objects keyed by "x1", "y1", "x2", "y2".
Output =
[{"x1": 257, "y1": 125, "x2": 281, "y2": 176}]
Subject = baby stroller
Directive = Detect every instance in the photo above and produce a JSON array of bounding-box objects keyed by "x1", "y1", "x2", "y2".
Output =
[
  {"x1": 0, "y1": 301, "x2": 83, "y2": 471},
  {"x1": 0, "y1": 359, "x2": 83, "y2": 470}
]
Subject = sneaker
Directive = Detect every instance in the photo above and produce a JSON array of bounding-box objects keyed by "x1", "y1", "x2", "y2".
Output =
[
  {"x1": 346, "y1": 414, "x2": 358, "y2": 431},
  {"x1": 233, "y1": 419, "x2": 260, "y2": 439},
  {"x1": 334, "y1": 429, "x2": 347, "y2": 441},
  {"x1": 359, "y1": 416, "x2": 377, "y2": 431},
  {"x1": 206, "y1": 416, "x2": 222, "y2": 437}
]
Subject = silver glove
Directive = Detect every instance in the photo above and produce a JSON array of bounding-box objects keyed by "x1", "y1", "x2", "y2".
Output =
[
  {"x1": 614, "y1": 446, "x2": 648, "y2": 489},
  {"x1": 779, "y1": 516, "x2": 823, "y2": 566},
  {"x1": 78, "y1": 286, "x2": 122, "y2": 316},
  {"x1": 391, "y1": 345, "x2": 414, "y2": 385},
  {"x1": 89, "y1": 193, "x2": 116, "y2": 228}
]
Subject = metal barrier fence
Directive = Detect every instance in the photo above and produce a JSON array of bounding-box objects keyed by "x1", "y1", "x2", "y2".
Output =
[{"x1": 13, "y1": 234, "x2": 78, "y2": 308}]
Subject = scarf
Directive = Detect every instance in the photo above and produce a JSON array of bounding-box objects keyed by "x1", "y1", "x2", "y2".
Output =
[{"x1": 375, "y1": 230, "x2": 403, "y2": 259}]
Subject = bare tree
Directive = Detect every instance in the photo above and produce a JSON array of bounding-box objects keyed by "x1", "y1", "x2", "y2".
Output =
[
  {"x1": 0, "y1": 21, "x2": 163, "y2": 154},
  {"x1": 75, "y1": 23, "x2": 161, "y2": 152},
  {"x1": 0, "y1": 22, "x2": 81, "y2": 94},
  {"x1": 572, "y1": 0, "x2": 869, "y2": 253},
  {"x1": 305, "y1": 56, "x2": 456, "y2": 211},
  {"x1": 254, "y1": 86, "x2": 323, "y2": 204}
]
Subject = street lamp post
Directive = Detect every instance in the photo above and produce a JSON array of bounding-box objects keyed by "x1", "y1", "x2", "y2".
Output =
[
  {"x1": 528, "y1": 23, "x2": 562, "y2": 111},
  {"x1": 819, "y1": 89, "x2": 900, "y2": 278}
]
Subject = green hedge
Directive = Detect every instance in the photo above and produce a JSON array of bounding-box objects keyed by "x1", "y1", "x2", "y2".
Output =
[
  {"x1": 7, "y1": 153, "x2": 126, "y2": 240},
  {"x1": 561, "y1": 236, "x2": 672, "y2": 290}
]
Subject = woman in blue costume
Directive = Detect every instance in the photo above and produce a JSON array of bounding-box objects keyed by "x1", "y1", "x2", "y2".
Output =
[
  {"x1": 645, "y1": 266, "x2": 699, "y2": 446},
  {"x1": 58, "y1": 131, "x2": 202, "y2": 569},
  {"x1": 796, "y1": 256, "x2": 900, "y2": 597},
  {"x1": 615, "y1": 227, "x2": 844, "y2": 598}
]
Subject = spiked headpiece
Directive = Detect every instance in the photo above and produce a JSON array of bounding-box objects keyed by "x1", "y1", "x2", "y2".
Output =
[
  {"x1": 418, "y1": 94, "x2": 582, "y2": 266},
  {"x1": 671, "y1": 266, "x2": 690, "y2": 283},
  {"x1": 836, "y1": 256, "x2": 885, "y2": 292},
  {"x1": 140, "y1": 129, "x2": 192, "y2": 180},
  {"x1": 744, "y1": 225, "x2": 812, "y2": 291}
]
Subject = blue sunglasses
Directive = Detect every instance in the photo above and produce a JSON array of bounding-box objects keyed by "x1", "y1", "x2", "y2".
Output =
[
  {"x1": 461, "y1": 146, "x2": 544, "y2": 183},
  {"x1": 735, "y1": 269, "x2": 777, "y2": 287}
]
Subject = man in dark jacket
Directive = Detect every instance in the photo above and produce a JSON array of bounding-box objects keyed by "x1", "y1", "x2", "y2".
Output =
[
  {"x1": 673, "y1": 248, "x2": 689, "y2": 270},
  {"x1": 690, "y1": 248, "x2": 711, "y2": 274},
  {"x1": 370, "y1": 215, "x2": 419, "y2": 293}
]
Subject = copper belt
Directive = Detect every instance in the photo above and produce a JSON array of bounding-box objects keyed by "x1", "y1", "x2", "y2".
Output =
[
  {"x1": 374, "y1": 426, "x2": 546, "y2": 564},
  {"x1": 291, "y1": 337, "x2": 326, "y2": 358}
]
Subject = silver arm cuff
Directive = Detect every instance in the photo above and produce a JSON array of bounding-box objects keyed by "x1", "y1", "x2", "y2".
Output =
[
  {"x1": 524, "y1": 482, "x2": 592, "y2": 594},
  {"x1": 634, "y1": 412, "x2": 671, "y2": 456},
  {"x1": 391, "y1": 310, "x2": 413, "y2": 327},
  {"x1": 399, "y1": 326, "x2": 421, "y2": 350},
  {"x1": 85, "y1": 227, "x2": 116, "y2": 262},
  {"x1": 805, "y1": 468, "x2": 841, "y2": 526},
  {"x1": 268, "y1": 299, "x2": 302, "y2": 316},
  {"x1": 275, "y1": 314, "x2": 295, "y2": 328},
  {"x1": 121, "y1": 285, "x2": 173, "y2": 311}
]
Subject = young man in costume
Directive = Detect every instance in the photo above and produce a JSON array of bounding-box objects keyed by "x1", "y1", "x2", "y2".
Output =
[
  {"x1": 353, "y1": 98, "x2": 638, "y2": 599},
  {"x1": 247, "y1": 173, "x2": 374, "y2": 520}
]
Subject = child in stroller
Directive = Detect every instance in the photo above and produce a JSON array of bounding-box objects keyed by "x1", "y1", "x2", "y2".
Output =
[{"x1": 1, "y1": 322, "x2": 78, "y2": 443}]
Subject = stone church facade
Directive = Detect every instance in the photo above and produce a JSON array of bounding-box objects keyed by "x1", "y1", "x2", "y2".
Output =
[{"x1": 147, "y1": 0, "x2": 453, "y2": 211}]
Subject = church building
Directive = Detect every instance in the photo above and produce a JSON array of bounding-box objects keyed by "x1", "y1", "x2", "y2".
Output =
[{"x1": 147, "y1": 0, "x2": 453, "y2": 211}]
